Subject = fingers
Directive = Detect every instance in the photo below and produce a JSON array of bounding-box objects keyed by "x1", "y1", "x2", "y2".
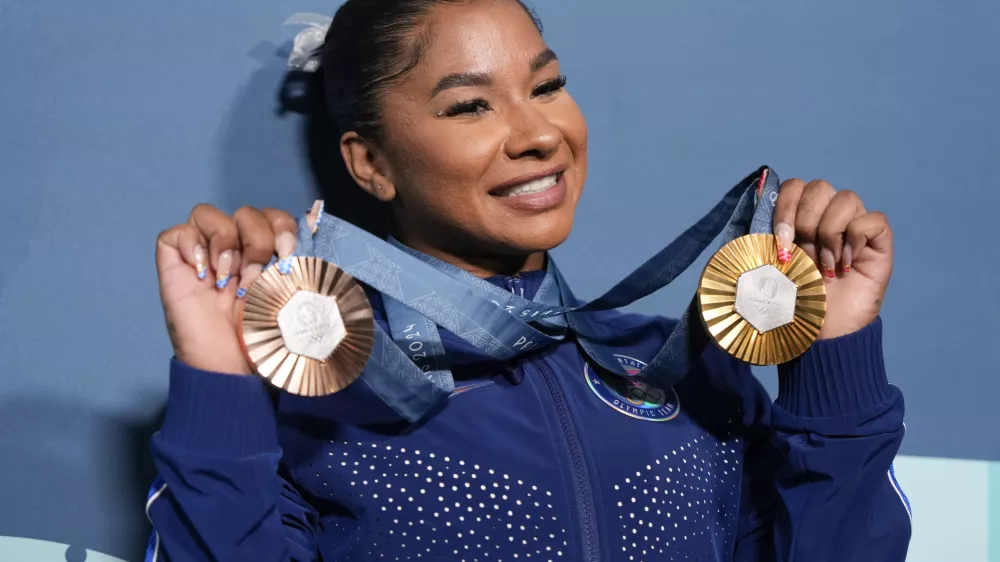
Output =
[
  {"x1": 233, "y1": 206, "x2": 278, "y2": 297},
  {"x1": 170, "y1": 203, "x2": 312, "y2": 296},
  {"x1": 262, "y1": 207, "x2": 301, "y2": 275},
  {"x1": 816, "y1": 190, "x2": 865, "y2": 275},
  {"x1": 233, "y1": 206, "x2": 304, "y2": 297},
  {"x1": 792, "y1": 180, "x2": 838, "y2": 248},
  {"x1": 156, "y1": 223, "x2": 208, "y2": 279},
  {"x1": 774, "y1": 178, "x2": 887, "y2": 278},
  {"x1": 772, "y1": 179, "x2": 805, "y2": 263},
  {"x1": 773, "y1": 179, "x2": 838, "y2": 263},
  {"x1": 844, "y1": 211, "x2": 892, "y2": 271},
  {"x1": 234, "y1": 207, "x2": 278, "y2": 265},
  {"x1": 188, "y1": 204, "x2": 239, "y2": 289}
]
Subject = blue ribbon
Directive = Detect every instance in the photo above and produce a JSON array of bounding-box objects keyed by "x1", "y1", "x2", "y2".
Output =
[{"x1": 292, "y1": 166, "x2": 780, "y2": 422}]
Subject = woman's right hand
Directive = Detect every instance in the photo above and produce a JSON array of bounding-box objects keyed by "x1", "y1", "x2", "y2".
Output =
[{"x1": 155, "y1": 203, "x2": 318, "y2": 374}]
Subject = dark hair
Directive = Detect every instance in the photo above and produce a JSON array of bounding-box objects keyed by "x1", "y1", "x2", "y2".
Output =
[{"x1": 319, "y1": 0, "x2": 542, "y2": 140}]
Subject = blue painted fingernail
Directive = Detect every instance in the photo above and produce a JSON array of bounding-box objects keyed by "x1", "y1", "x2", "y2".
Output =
[
  {"x1": 236, "y1": 287, "x2": 247, "y2": 298},
  {"x1": 194, "y1": 245, "x2": 207, "y2": 280},
  {"x1": 215, "y1": 250, "x2": 233, "y2": 289},
  {"x1": 278, "y1": 257, "x2": 293, "y2": 275}
]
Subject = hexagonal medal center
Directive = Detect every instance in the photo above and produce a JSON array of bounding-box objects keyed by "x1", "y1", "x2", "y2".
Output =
[
  {"x1": 276, "y1": 290, "x2": 347, "y2": 360},
  {"x1": 734, "y1": 265, "x2": 797, "y2": 333}
]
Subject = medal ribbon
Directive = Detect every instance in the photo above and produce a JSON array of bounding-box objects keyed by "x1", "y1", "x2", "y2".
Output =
[{"x1": 292, "y1": 166, "x2": 780, "y2": 422}]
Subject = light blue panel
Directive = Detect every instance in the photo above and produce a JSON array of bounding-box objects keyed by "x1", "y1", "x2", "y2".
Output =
[
  {"x1": 893, "y1": 456, "x2": 989, "y2": 562},
  {"x1": 0, "y1": 536, "x2": 128, "y2": 562},
  {"x1": 990, "y1": 463, "x2": 1000, "y2": 561}
]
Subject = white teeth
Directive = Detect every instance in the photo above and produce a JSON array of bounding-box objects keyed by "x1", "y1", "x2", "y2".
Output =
[{"x1": 497, "y1": 174, "x2": 558, "y2": 197}]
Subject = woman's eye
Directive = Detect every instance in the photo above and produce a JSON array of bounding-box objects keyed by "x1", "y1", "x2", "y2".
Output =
[
  {"x1": 439, "y1": 77, "x2": 566, "y2": 117},
  {"x1": 443, "y1": 98, "x2": 491, "y2": 117},
  {"x1": 532, "y1": 75, "x2": 568, "y2": 98}
]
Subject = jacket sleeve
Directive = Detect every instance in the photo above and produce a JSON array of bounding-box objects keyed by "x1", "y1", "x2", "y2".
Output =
[
  {"x1": 733, "y1": 317, "x2": 912, "y2": 562},
  {"x1": 145, "y1": 359, "x2": 319, "y2": 562}
]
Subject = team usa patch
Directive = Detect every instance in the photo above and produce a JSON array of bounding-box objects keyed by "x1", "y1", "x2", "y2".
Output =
[{"x1": 584, "y1": 355, "x2": 680, "y2": 422}]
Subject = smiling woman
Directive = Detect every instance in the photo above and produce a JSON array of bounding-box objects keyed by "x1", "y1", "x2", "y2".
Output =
[
  {"x1": 330, "y1": 0, "x2": 587, "y2": 276},
  {"x1": 146, "y1": 0, "x2": 910, "y2": 561}
]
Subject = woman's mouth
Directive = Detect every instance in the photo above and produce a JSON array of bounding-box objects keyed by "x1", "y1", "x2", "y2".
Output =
[
  {"x1": 489, "y1": 171, "x2": 567, "y2": 212},
  {"x1": 492, "y1": 173, "x2": 560, "y2": 197}
]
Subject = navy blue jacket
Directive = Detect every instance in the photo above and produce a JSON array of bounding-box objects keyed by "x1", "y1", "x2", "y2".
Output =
[{"x1": 146, "y1": 269, "x2": 911, "y2": 561}]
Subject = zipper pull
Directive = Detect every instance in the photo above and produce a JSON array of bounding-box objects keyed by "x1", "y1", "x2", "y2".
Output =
[{"x1": 507, "y1": 275, "x2": 524, "y2": 297}]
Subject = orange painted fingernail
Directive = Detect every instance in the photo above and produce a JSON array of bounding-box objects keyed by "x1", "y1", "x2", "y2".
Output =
[
  {"x1": 774, "y1": 222, "x2": 794, "y2": 264},
  {"x1": 820, "y1": 248, "x2": 837, "y2": 279}
]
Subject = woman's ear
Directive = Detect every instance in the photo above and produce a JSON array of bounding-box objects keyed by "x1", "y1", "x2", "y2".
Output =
[{"x1": 340, "y1": 131, "x2": 397, "y2": 202}]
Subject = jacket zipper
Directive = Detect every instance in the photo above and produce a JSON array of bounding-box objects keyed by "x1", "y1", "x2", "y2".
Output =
[
  {"x1": 501, "y1": 275, "x2": 599, "y2": 560},
  {"x1": 530, "y1": 356, "x2": 600, "y2": 562}
]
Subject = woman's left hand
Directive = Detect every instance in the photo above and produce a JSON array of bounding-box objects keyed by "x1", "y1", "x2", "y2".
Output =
[{"x1": 772, "y1": 179, "x2": 893, "y2": 340}]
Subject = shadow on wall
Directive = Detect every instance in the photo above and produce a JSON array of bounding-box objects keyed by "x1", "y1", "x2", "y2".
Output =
[
  {"x1": 298, "y1": 76, "x2": 392, "y2": 238},
  {"x1": 218, "y1": 40, "x2": 390, "y2": 238},
  {"x1": 0, "y1": 45, "x2": 388, "y2": 562},
  {"x1": 0, "y1": 396, "x2": 162, "y2": 562}
]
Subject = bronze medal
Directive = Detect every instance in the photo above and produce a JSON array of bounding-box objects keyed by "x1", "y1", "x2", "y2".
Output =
[{"x1": 238, "y1": 256, "x2": 374, "y2": 396}]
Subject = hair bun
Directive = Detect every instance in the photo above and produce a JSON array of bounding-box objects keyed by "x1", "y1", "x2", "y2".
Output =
[{"x1": 279, "y1": 66, "x2": 324, "y2": 116}]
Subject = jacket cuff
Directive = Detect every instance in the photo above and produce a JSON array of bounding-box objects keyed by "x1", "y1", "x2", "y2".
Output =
[
  {"x1": 158, "y1": 357, "x2": 279, "y2": 456},
  {"x1": 776, "y1": 317, "x2": 892, "y2": 418}
]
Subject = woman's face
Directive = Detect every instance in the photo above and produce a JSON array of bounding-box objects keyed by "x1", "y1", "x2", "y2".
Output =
[{"x1": 352, "y1": 0, "x2": 588, "y2": 273}]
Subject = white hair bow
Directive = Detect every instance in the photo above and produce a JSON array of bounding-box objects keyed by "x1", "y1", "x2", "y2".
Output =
[{"x1": 284, "y1": 13, "x2": 332, "y2": 72}]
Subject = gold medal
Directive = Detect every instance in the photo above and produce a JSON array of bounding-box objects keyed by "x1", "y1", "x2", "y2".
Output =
[
  {"x1": 697, "y1": 233, "x2": 826, "y2": 365},
  {"x1": 238, "y1": 256, "x2": 374, "y2": 396}
]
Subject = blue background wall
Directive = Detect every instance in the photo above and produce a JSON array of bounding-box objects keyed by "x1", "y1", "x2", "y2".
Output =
[{"x1": 1, "y1": 0, "x2": 997, "y2": 560}]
